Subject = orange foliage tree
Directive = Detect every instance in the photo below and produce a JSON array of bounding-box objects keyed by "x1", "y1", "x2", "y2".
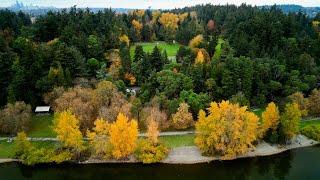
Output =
[
  {"x1": 109, "y1": 113, "x2": 138, "y2": 159},
  {"x1": 195, "y1": 101, "x2": 259, "y2": 159}
]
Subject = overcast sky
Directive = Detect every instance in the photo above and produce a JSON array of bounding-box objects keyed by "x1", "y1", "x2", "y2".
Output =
[{"x1": 1, "y1": 0, "x2": 319, "y2": 9}]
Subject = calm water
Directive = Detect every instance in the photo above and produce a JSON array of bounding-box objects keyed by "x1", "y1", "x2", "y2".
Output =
[{"x1": 1, "y1": 145, "x2": 320, "y2": 180}]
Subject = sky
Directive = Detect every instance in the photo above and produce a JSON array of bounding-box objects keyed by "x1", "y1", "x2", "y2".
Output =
[{"x1": 0, "y1": 0, "x2": 319, "y2": 9}]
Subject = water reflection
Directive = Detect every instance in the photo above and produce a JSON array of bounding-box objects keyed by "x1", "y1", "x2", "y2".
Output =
[{"x1": 0, "y1": 146, "x2": 319, "y2": 180}]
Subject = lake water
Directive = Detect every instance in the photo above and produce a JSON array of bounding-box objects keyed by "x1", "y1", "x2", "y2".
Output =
[{"x1": 1, "y1": 145, "x2": 320, "y2": 180}]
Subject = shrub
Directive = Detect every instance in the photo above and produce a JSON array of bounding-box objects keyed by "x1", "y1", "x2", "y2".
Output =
[
  {"x1": 0, "y1": 102, "x2": 32, "y2": 135},
  {"x1": 301, "y1": 125, "x2": 320, "y2": 141},
  {"x1": 14, "y1": 132, "x2": 72, "y2": 165},
  {"x1": 135, "y1": 139, "x2": 168, "y2": 163},
  {"x1": 171, "y1": 102, "x2": 194, "y2": 129}
]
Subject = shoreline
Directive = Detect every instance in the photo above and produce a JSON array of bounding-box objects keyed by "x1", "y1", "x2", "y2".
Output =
[{"x1": 1, "y1": 135, "x2": 318, "y2": 165}]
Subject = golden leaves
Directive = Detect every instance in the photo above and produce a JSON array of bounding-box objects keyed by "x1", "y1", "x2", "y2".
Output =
[
  {"x1": 119, "y1": 34, "x2": 130, "y2": 46},
  {"x1": 159, "y1": 12, "x2": 179, "y2": 30},
  {"x1": 53, "y1": 110, "x2": 84, "y2": 151},
  {"x1": 109, "y1": 113, "x2": 138, "y2": 159},
  {"x1": 195, "y1": 100, "x2": 259, "y2": 159}
]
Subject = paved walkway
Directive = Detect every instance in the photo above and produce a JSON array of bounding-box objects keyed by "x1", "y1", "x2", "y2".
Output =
[{"x1": 0, "y1": 131, "x2": 195, "y2": 142}]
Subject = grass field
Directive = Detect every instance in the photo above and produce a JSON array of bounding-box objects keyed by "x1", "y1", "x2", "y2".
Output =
[
  {"x1": 130, "y1": 41, "x2": 181, "y2": 59},
  {"x1": 28, "y1": 115, "x2": 55, "y2": 138},
  {"x1": 160, "y1": 134, "x2": 195, "y2": 148},
  {"x1": 300, "y1": 119, "x2": 320, "y2": 129},
  {"x1": 0, "y1": 141, "x2": 56, "y2": 158}
]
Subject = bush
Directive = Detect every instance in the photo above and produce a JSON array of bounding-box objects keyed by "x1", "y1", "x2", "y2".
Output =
[
  {"x1": 0, "y1": 102, "x2": 32, "y2": 135},
  {"x1": 135, "y1": 139, "x2": 168, "y2": 163},
  {"x1": 14, "y1": 132, "x2": 72, "y2": 165},
  {"x1": 301, "y1": 125, "x2": 320, "y2": 141}
]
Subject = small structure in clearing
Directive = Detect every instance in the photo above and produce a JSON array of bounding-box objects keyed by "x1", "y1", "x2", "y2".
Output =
[{"x1": 35, "y1": 106, "x2": 51, "y2": 115}]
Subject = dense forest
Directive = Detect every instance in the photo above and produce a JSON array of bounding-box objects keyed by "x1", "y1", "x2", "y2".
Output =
[
  {"x1": 0, "y1": 4, "x2": 320, "y2": 112},
  {"x1": 2, "y1": 3, "x2": 320, "y2": 165}
]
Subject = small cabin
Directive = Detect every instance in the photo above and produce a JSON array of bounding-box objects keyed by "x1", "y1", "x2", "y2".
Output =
[{"x1": 35, "y1": 106, "x2": 51, "y2": 115}]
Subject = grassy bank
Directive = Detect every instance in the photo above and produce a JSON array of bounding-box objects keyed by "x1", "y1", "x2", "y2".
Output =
[
  {"x1": 300, "y1": 119, "x2": 320, "y2": 129},
  {"x1": 28, "y1": 115, "x2": 55, "y2": 137},
  {"x1": 160, "y1": 134, "x2": 195, "y2": 148},
  {"x1": 0, "y1": 141, "x2": 56, "y2": 158}
]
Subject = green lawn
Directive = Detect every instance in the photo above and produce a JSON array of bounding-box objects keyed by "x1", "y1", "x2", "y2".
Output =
[
  {"x1": 0, "y1": 141, "x2": 56, "y2": 158},
  {"x1": 160, "y1": 134, "x2": 195, "y2": 148},
  {"x1": 252, "y1": 108, "x2": 265, "y2": 117},
  {"x1": 28, "y1": 115, "x2": 56, "y2": 138},
  {"x1": 300, "y1": 119, "x2": 320, "y2": 129},
  {"x1": 130, "y1": 41, "x2": 181, "y2": 59}
]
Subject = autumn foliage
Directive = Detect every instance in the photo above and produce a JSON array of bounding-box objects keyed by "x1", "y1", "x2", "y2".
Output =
[
  {"x1": 259, "y1": 102, "x2": 280, "y2": 138},
  {"x1": 109, "y1": 113, "x2": 138, "y2": 159},
  {"x1": 280, "y1": 103, "x2": 301, "y2": 140},
  {"x1": 53, "y1": 110, "x2": 84, "y2": 152},
  {"x1": 172, "y1": 102, "x2": 194, "y2": 129},
  {"x1": 195, "y1": 101, "x2": 259, "y2": 159},
  {"x1": 87, "y1": 118, "x2": 111, "y2": 159}
]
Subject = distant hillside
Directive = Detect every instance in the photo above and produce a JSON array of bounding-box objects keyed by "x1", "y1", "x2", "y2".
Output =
[
  {"x1": 262, "y1": 4, "x2": 320, "y2": 17},
  {"x1": 1, "y1": 2, "x2": 320, "y2": 17}
]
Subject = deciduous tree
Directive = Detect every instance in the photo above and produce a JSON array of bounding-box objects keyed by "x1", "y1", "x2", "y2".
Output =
[
  {"x1": 259, "y1": 102, "x2": 280, "y2": 138},
  {"x1": 109, "y1": 113, "x2": 138, "y2": 159},
  {"x1": 280, "y1": 103, "x2": 301, "y2": 141},
  {"x1": 195, "y1": 101, "x2": 259, "y2": 159},
  {"x1": 53, "y1": 110, "x2": 84, "y2": 152},
  {"x1": 172, "y1": 102, "x2": 194, "y2": 129}
]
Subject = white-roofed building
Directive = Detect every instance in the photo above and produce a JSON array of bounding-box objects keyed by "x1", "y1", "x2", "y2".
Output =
[{"x1": 35, "y1": 106, "x2": 51, "y2": 115}]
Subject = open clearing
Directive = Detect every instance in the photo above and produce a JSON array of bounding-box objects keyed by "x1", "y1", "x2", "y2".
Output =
[{"x1": 130, "y1": 41, "x2": 180, "y2": 59}]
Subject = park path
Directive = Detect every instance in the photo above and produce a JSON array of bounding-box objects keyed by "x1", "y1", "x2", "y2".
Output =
[{"x1": 0, "y1": 131, "x2": 195, "y2": 142}]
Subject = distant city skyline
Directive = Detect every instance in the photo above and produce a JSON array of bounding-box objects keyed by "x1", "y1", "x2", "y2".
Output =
[{"x1": 0, "y1": 0, "x2": 319, "y2": 9}]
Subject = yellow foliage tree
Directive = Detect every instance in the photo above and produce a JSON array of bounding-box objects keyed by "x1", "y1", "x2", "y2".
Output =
[
  {"x1": 53, "y1": 110, "x2": 84, "y2": 152},
  {"x1": 159, "y1": 12, "x2": 179, "y2": 30},
  {"x1": 132, "y1": 19, "x2": 143, "y2": 32},
  {"x1": 178, "y1": 13, "x2": 188, "y2": 22},
  {"x1": 280, "y1": 103, "x2": 301, "y2": 140},
  {"x1": 172, "y1": 102, "x2": 194, "y2": 129},
  {"x1": 195, "y1": 101, "x2": 259, "y2": 159},
  {"x1": 151, "y1": 10, "x2": 161, "y2": 24},
  {"x1": 119, "y1": 34, "x2": 130, "y2": 46},
  {"x1": 87, "y1": 118, "x2": 111, "y2": 159},
  {"x1": 146, "y1": 120, "x2": 159, "y2": 144},
  {"x1": 259, "y1": 102, "x2": 280, "y2": 138},
  {"x1": 195, "y1": 50, "x2": 205, "y2": 64},
  {"x1": 189, "y1": 34, "x2": 203, "y2": 49},
  {"x1": 109, "y1": 113, "x2": 138, "y2": 159}
]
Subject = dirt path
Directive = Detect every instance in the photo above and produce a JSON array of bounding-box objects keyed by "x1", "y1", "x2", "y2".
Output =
[
  {"x1": 162, "y1": 135, "x2": 318, "y2": 164},
  {"x1": 0, "y1": 131, "x2": 196, "y2": 142}
]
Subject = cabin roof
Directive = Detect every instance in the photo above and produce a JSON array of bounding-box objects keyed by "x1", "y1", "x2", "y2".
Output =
[{"x1": 35, "y1": 106, "x2": 50, "y2": 113}]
